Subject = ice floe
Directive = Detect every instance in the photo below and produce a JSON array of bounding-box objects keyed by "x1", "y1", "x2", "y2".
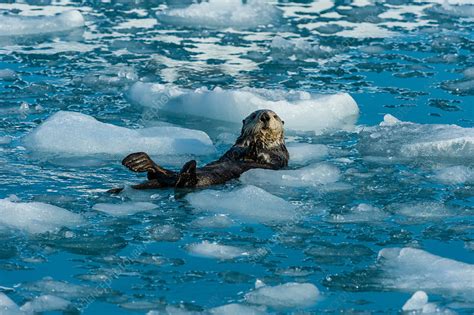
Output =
[
  {"x1": 326, "y1": 203, "x2": 388, "y2": 223},
  {"x1": 270, "y1": 36, "x2": 333, "y2": 60},
  {"x1": 20, "y1": 295, "x2": 72, "y2": 314},
  {"x1": 433, "y1": 166, "x2": 474, "y2": 184},
  {"x1": 393, "y1": 202, "x2": 453, "y2": 219},
  {"x1": 187, "y1": 241, "x2": 251, "y2": 260},
  {"x1": 185, "y1": 185, "x2": 297, "y2": 223},
  {"x1": 244, "y1": 282, "x2": 319, "y2": 309},
  {"x1": 286, "y1": 143, "x2": 329, "y2": 165},
  {"x1": 0, "y1": 11, "x2": 84, "y2": 37},
  {"x1": 210, "y1": 303, "x2": 266, "y2": 315},
  {"x1": 0, "y1": 69, "x2": 18, "y2": 81},
  {"x1": 23, "y1": 111, "x2": 215, "y2": 157},
  {"x1": 156, "y1": 0, "x2": 281, "y2": 30},
  {"x1": 399, "y1": 290, "x2": 455, "y2": 314},
  {"x1": 93, "y1": 202, "x2": 158, "y2": 217},
  {"x1": 0, "y1": 198, "x2": 83, "y2": 234},
  {"x1": 378, "y1": 247, "x2": 474, "y2": 300},
  {"x1": 128, "y1": 82, "x2": 359, "y2": 134},
  {"x1": 23, "y1": 277, "x2": 109, "y2": 300},
  {"x1": 240, "y1": 163, "x2": 340, "y2": 188},
  {"x1": 358, "y1": 115, "x2": 474, "y2": 161},
  {"x1": 191, "y1": 215, "x2": 234, "y2": 229}
]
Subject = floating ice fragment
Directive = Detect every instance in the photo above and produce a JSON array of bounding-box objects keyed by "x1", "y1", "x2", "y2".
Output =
[
  {"x1": 240, "y1": 163, "x2": 340, "y2": 188},
  {"x1": 156, "y1": 0, "x2": 281, "y2": 30},
  {"x1": 359, "y1": 115, "x2": 474, "y2": 161},
  {"x1": 0, "y1": 136, "x2": 12, "y2": 145},
  {"x1": 393, "y1": 202, "x2": 453, "y2": 219},
  {"x1": 23, "y1": 278, "x2": 110, "y2": 300},
  {"x1": 402, "y1": 291, "x2": 429, "y2": 311},
  {"x1": 187, "y1": 241, "x2": 250, "y2": 260},
  {"x1": 24, "y1": 111, "x2": 215, "y2": 157},
  {"x1": 0, "y1": 69, "x2": 18, "y2": 81},
  {"x1": 326, "y1": 204, "x2": 388, "y2": 223},
  {"x1": 93, "y1": 202, "x2": 158, "y2": 217},
  {"x1": 191, "y1": 215, "x2": 234, "y2": 228},
  {"x1": 270, "y1": 36, "x2": 333, "y2": 60},
  {"x1": 286, "y1": 143, "x2": 329, "y2": 165},
  {"x1": 433, "y1": 166, "x2": 474, "y2": 184},
  {"x1": 0, "y1": 11, "x2": 84, "y2": 36},
  {"x1": 0, "y1": 198, "x2": 83, "y2": 234},
  {"x1": 378, "y1": 247, "x2": 474, "y2": 300},
  {"x1": 0, "y1": 293, "x2": 20, "y2": 314},
  {"x1": 128, "y1": 82, "x2": 359, "y2": 134},
  {"x1": 244, "y1": 282, "x2": 319, "y2": 309},
  {"x1": 185, "y1": 185, "x2": 297, "y2": 223},
  {"x1": 210, "y1": 303, "x2": 266, "y2": 315},
  {"x1": 20, "y1": 295, "x2": 71, "y2": 314}
]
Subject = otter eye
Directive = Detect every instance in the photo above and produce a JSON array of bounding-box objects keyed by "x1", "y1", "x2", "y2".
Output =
[
  {"x1": 273, "y1": 115, "x2": 278, "y2": 119},
  {"x1": 242, "y1": 119, "x2": 245, "y2": 124},
  {"x1": 282, "y1": 120, "x2": 285, "y2": 124}
]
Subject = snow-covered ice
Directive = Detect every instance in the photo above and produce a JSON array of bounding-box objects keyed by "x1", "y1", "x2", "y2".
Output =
[
  {"x1": 245, "y1": 282, "x2": 319, "y2": 309},
  {"x1": 0, "y1": 198, "x2": 83, "y2": 234},
  {"x1": 93, "y1": 202, "x2": 158, "y2": 217},
  {"x1": 187, "y1": 241, "x2": 250, "y2": 260},
  {"x1": 185, "y1": 185, "x2": 297, "y2": 223},
  {"x1": 24, "y1": 111, "x2": 215, "y2": 157},
  {"x1": 156, "y1": 0, "x2": 281, "y2": 30},
  {"x1": 240, "y1": 163, "x2": 340, "y2": 188},
  {"x1": 378, "y1": 247, "x2": 474, "y2": 299},
  {"x1": 128, "y1": 82, "x2": 359, "y2": 134},
  {"x1": 0, "y1": 11, "x2": 84, "y2": 36},
  {"x1": 359, "y1": 115, "x2": 474, "y2": 161},
  {"x1": 286, "y1": 143, "x2": 329, "y2": 165}
]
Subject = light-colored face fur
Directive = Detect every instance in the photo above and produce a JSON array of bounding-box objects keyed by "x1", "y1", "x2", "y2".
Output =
[{"x1": 236, "y1": 109, "x2": 285, "y2": 148}]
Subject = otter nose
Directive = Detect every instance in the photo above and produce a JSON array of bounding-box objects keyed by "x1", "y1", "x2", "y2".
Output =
[{"x1": 260, "y1": 112, "x2": 270, "y2": 123}]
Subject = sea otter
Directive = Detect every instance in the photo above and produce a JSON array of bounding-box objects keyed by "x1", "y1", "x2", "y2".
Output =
[{"x1": 116, "y1": 109, "x2": 288, "y2": 190}]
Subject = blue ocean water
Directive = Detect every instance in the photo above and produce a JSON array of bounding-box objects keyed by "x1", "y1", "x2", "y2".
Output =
[{"x1": 0, "y1": 0, "x2": 473, "y2": 314}]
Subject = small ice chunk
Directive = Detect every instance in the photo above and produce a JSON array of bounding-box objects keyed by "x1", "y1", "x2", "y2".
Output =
[
  {"x1": 23, "y1": 111, "x2": 215, "y2": 157},
  {"x1": 394, "y1": 202, "x2": 452, "y2": 219},
  {"x1": 379, "y1": 114, "x2": 401, "y2": 126},
  {"x1": 378, "y1": 247, "x2": 474, "y2": 300},
  {"x1": 20, "y1": 295, "x2": 71, "y2": 314},
  {"x1": 270, "y1": 36, "x2": 333, "y2": 60},
  {"x1": 433, "y1": 166, "x2": 474, "y2": 185},
  {"x1": 93, "y1": 202, "x2": 157, "y2": 217},
  {"x1": 23, "y1": 278, "x2": 107, "y2": 300},
  {"x1": 359, "y1": 115, "x2": 474, "y2": 161},
  {"x1": 326, "y1": 204, "x2": 388, "y2": 223},
  {"x1": 0, "y1": 11, "x2": 84, "y2": 36},
  {"x1": 191, "y1": 215, "x2": 234, "y2": 228},
  {"x1": 0, "y1": 136, "x2": 12, "y2": 145},
  {"x1": 128, "y1": 82, "x2": 359, "y2": 134},
  {"x1": 187, "y1": 241, "x2": 250, "y2": 260},
  {"x1": 0, "y1": 198, "x2": 83, "y2": 234},
  {"x1": 0, "y1": 293, "x2": 20, "y2": 313},
  {"x1": 240, "y1": 163, "x2": 340, "y2": 188},
  {"x1": 210, "y1": 303, "x2": 266, "y2": 315},
  {"x1": 156, "y1": 0, "x2": 281, "y2": 30},
  {"x1": 245, "y1": 282, "x2": 319, "y2": 309},
  {"x1": 287, "y1": 143, "x2": 329, "y2": 165},
  {"x1": 0, "y1": 69, "x2": 18, "y2": 81},
  {"x1": 149, "y1": 224, "x2": 182, "y2": 242},
  {"x1": 402, "y1": 291, "x2": 429, "y2": 311},
  {"x1": 185, "y1": 185, "x2": 297, "y2": 223}
]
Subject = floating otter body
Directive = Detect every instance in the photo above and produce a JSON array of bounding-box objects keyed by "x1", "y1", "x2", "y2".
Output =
[{"x1": 118, "y1": 109, "x2": 288, "y2": 190}]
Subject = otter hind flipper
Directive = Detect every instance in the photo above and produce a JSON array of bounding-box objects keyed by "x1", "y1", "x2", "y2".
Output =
[
  {"x1": 122, "y1": 152, "x2": 156, "y2": 173},
  {"x1": 175, "y1": 160, "x2": 198, "y2": 188}
]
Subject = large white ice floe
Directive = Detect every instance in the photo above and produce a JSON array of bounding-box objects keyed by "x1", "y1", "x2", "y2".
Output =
[
  {"x1": 240, "y1": 163, "x2": 340, "y2": 188},
  {"x1": 286, "y1": 143, "x2": 329, "y2": 165},
  {"x1": 0, "y1": 198, "x2": 83, "y2": 234},
  {"x1": 156, "y1": 0, "x2": 281, "y2": 30},
  {"x1": 244, "y1": 282, "x2": 320, "y2": 309},
  {"x1": 185, "y1": 185, "x2": 297, "y2": 223},
  {"x1": 359, "y1": 114, "x2": 474, "y2": 161},
  {"x1": 128, "y1": 82, "x2": 359, "y2": 134},
  {"x1": 92, "y1": 202, "x2": 158, "y2": 217},
  {"x1": 0, "y1": 11, "x2": 85, "y2": 37},
  {"x1": 377, "y1": 247, "x2": 474, "y2": 300},
  {"x1": 23, "y1": 111, "x2": 215, "y2": 157},
  {"x1": 187, "y1": 241, "x2": 252, "y2": 260}
]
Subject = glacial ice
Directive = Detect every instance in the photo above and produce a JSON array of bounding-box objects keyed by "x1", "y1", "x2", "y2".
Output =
[
  {"x1": 358, "y1": 115, "x2": 474, "y2": 161},
  {"x1": 20, "y1": 295, "x2": 71, "y2": 314},
  {"x1": 23, "y1": 278, "x2": 107, "y2": 300},
  {"x1": 378, "y1": 247, "x2": 474, "y2": 299},
  {"x1": 0, "y1": 69, "x2": 18, "y2": 81},
  {"x1": 244, "y1": 282, "x2": 319, "y2": 309},
  {"x1": 286, "y1": 143, "x2": 329, "y2": 165},
  {"x1": 270, "y1": 36, "x2": 333, "y2": 60},
  {"x1": 156, "y1": 0, "x2": 281, "y2": 30},
  {"x1": 433, "y1": 166, "x2": 474, "y2": 184},
  {"x1": 185, "y1": 185, "x2": 297, "y2": 223},
  {"x1": 187, "y1": 241, "x2": 250, "y2": 260},
  {"x1": 326, "y1": 204, "x2": 388, "y2": 223},
  {"x1": 240, "y1": 163, "x2": 340, "y2": 188},
  {"x1": 0, "y1": 293, "x2": 20, "y2": 314},
  {"x1": 93, "y1": 202, "x2": 158, "y2": 217},
  {"x1": 128, "y1": 82, "x2": 359, "y2": 134},
  {"x1": 402, "y1": 291, "x2": 429, "y2": 311},
  {"x1": 0, "y1": 11, "x2": 85, "y2": 36},
  {"x1": 23, "y1": 111, "x2": 215, "y2": 157},
  {"x1": 393, "y1": 202, "x2": 453, "y2": 219},
  {"x1": 0, "y1": 198, "x2": 83, "y2": 234},
  {"x1": 209, "y1": 303, "x2": 266, "y2": 315},
  {"x1": 191, "y1": 215, "x2": 234, "y2": 229}
]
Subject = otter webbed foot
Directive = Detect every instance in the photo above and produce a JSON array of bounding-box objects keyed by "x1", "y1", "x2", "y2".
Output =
[
  {"x1": 122, "y1": 152, "x2": 157, "y2": 173},
  {"x1": 175, "y1": 160, "x2": 198, "y2": 188}
]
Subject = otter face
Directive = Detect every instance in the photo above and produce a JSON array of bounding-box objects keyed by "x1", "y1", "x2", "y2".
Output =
[{"x1": 239, "y1": 109, "x2": 285, "y2": 148}]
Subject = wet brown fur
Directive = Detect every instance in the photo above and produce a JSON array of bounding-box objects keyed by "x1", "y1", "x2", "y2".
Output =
[{"x1": 113, "y1": 109, "x2": 289, "y2": 191}]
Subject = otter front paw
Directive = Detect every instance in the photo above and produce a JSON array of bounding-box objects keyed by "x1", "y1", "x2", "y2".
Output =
[
  {"x1": 122, "y1": 152, "x2": 156, "y2": 173},
  {"x1": 257, "y1": 152, "x2": 271, "y2": 164}
]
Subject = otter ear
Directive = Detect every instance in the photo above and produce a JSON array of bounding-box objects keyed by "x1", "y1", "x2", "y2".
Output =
[{"x1": 242, "y1": 119, "x2": 245, "y2": 124}]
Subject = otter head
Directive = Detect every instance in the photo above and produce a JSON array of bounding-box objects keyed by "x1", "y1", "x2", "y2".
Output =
[{"x1": 236, "y1": 109, "x2": 285, "y2": 148}]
